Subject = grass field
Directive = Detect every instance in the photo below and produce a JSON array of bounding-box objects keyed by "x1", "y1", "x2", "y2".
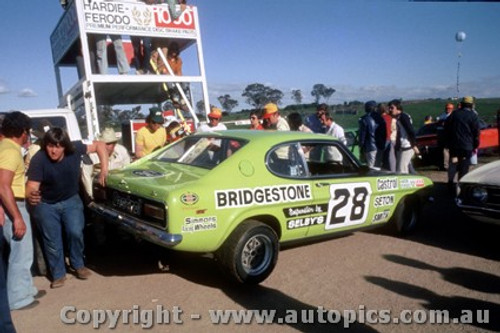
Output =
[{"x1": 223, "y1": 98, "x2": 500, "y2": 131}]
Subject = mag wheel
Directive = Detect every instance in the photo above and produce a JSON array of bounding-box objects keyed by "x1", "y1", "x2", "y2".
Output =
[{"x1": 218, "y1": 220, "x2": 278, "y2": 284}]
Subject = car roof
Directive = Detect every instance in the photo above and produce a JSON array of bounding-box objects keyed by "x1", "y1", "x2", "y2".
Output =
[{"x1": 193, "y1": 130, "x2": 335, "y2": 143}]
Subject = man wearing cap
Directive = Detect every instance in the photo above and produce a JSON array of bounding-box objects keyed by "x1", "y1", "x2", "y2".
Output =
[
  {"x1": 262, "y1": 103, "x2": 290, "y2": 131},
  {"x1": 135, "y1": 107, "x2": 167, "y2": 158},
  {"x1": 358, "y1": 100, "x2": 387, "y2": 167},
  {"x1": 443, "y1": 96, "x2": 480, "y2": 194},
  {"x1": 81, "y1": 128, "x2": 131, "y2": 201},
  {"x1": 197, "y1": 107, "x2": 227, "y2": 132}
]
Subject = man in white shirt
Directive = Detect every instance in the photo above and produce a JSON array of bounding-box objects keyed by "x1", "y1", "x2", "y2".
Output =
[
  {"x1": 81, "y1": 128, "x2": 131, "y2": 201},
  {"x1": 322, "y1": 114, "x2": 346, "y2": 145},
  {"x1": 197, "y1": 107, "x2": 227, "y2": 132}
]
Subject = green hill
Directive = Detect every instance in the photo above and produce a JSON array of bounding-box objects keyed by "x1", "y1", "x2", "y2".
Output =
[{"x1": 224, "y1": 98, "x2": 500, "y2": 131}]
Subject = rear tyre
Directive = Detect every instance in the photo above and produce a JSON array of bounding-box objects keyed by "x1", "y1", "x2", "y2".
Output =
[
  {"x1": 391, "y1": 196, "x2": 420, "y2": 235},
  {"x1": 217, "y1": 220, "x2": 278, "y2": 284}
]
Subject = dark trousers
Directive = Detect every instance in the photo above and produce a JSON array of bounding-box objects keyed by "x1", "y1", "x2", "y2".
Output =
[
  {"x1": 131, "y1": 36, "x2": 152, "y2": 72},
  {"x1": 0, "y1": 226, "x2": 16, "y2": 333},
  {"x1": 448, "y1": 149, "x2": 472, "y2": 183}
]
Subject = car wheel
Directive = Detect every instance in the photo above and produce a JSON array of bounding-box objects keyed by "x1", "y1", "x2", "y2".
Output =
[
  {"x1": 218, "y1": 220, "x2": 279, "y2": 284},
  {"x1": 391, "y1": 196, "x2": 419, "y2": 235}
]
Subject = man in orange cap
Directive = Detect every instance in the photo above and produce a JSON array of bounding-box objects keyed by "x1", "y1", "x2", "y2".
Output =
[
  {"x1": 262, "y1": 103, "x2": 290, "y2": 131},
  {"x1": 197, "y1": 107, "x2": 227, "y2": 132}
]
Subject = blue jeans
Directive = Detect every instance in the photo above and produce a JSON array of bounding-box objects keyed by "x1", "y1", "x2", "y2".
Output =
[
  {"x1": 2, "y1": 201, "x2": 37, "y2": 310},
  {"x1": 0, "y1": 225, "x2": 16, "y2": 332},
  {"x1": 33, "y1": 195, "x2": 86, "y2": 281}
]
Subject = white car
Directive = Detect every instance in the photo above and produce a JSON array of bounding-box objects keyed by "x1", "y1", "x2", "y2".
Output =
[{"x1": 457, "y1": 159, "x2": 500, "y2": 224}]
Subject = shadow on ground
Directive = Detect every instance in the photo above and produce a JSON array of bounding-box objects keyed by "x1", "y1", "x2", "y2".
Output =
[{"x1": 372, "y1": 181, "x2": 500, "y2": 261}]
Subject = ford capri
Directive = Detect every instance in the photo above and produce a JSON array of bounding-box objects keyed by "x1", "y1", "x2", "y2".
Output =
[
  {"x1": 90, "y1": 130, "x2": 433, "y2": 284},
  {"x1": 457, "y1": 159, "x2": 500, "y2": 225}
]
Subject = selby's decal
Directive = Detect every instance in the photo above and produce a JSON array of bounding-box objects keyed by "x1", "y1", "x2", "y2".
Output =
[
  {"x1": 283, "y1": 204, "x2": 328, "y2": 218},
  {"x1": 287, "y1": 215, "x2": 326, "y2": 230},
  {"x1": 376, "y1": 177, "x2": 398, "y2": 191},
  {"x1": 372, "y1": 210, "x2": 390, "y2": 223},
  {"x1": 215, "y1": 184, "x2": 312, "y2": 209},
  {"x1": 373, "y1": 194, "x2": 395, "y2": 208},
  {"x1": 399, "y1": 178, "x2": 425, "y2": 189},
  {"x1": 180, "y1": 192, "x2": 199, "y2": 205},
  {"x1": 182, "y1": 216, "x2": 217, "y2": 233}
]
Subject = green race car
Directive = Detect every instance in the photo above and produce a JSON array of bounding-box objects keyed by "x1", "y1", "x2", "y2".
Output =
[{"x1": 90, "y1": 130, "x2": 433, "y2": 284}]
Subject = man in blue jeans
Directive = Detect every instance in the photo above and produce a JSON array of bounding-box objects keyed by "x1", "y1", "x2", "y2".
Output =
[
  {"x1": 0, "y1": 111, "x2": 42, "y2": 311},
  {"x1": 0, "y1": 223, "x2": 17, "y2": 332},
  {"x1": 26, "y1": 128, "x2": 108, "y2": 288}
]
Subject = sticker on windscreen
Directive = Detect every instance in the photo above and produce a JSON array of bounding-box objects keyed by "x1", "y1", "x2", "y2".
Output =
[{"x1": 132, "y1": 170, "x2": 164, "y2": 177}]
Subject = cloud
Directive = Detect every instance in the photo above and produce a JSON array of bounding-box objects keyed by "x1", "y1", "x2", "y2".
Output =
[
  {"x1": 18, "y1": 88, "x2": 37, "y2": 98},
  {"x1": 0, "y1": 80, "x2": 9, "y2": 94}
]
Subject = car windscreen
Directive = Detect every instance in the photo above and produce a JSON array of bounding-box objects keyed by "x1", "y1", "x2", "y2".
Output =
[{"x1": 154, "y1": 136, "x2": 248, "y2": 169}]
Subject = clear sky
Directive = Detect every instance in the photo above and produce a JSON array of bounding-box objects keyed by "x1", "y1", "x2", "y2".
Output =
[{"x1": 0, "y1": 0, "x2": 499, "y2": 112}]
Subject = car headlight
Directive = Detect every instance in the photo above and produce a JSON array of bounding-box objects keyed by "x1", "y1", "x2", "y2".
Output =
[{"x1": 471, "y1": 186, "x2": 488, "y2": 203}]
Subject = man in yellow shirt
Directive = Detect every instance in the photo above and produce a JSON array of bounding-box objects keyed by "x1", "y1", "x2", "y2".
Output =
[
  {"x1": 0, "y1": 111, "x2": 41, "y2": 311},
  {"x1": 135, "y1": 107, "x2": 166, "y2": 158}
]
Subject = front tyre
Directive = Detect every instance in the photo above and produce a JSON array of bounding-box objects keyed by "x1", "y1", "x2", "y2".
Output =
[{"x1": 218, "y1": 220, "x2": 279, "y2": 284}]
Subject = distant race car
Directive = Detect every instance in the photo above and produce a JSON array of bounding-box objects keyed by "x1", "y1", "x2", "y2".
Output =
[
  {"x1": 457, "y1": 159, "x2": 500, "y2": 225},
  {"x1": 90, "y1": 130, "x2": 433, "y2": 284},
  {"x1": 416, "y1": 119, "x2": 499, "y2": 168}
]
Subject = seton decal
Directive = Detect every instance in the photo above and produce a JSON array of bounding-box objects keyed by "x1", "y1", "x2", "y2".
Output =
[
  {"x1": 373, "y1": 194, "x2": 395, "y2": 208},
  {"x1": 215, "y1": 184, "x2": 311, "y2": 209}
]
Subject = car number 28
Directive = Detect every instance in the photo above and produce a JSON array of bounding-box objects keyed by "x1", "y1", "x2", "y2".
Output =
[{"x1": 325, "y1": 183, "x2": 372, "y2": 230}]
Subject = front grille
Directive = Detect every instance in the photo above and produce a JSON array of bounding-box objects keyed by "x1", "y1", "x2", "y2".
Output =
[{"x1": 107, "y1": 189, "x2": 167, "y2": 229}]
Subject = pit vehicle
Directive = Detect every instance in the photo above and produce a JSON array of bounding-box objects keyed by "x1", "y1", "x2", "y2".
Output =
[{"x1": 91, "y1": 130, "x2": 433, "y2": 284}]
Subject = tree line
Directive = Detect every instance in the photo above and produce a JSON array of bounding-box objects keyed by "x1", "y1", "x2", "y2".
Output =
[{"x1": 197, "y1": 83, "x2": 337, "y2": 114}]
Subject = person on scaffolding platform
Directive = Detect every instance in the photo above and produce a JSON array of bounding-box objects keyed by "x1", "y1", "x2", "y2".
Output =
[{"x1": 150, "y1": 0, "x2": 187, "y2": 75}]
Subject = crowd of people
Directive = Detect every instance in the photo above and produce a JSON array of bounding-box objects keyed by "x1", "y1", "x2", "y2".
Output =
[
  {"x1": 242, "y1": 97, "x2": 481, "y2": 180},
  {"x1": 0, "y1": 111, "x2": 114, "y2": 331}
]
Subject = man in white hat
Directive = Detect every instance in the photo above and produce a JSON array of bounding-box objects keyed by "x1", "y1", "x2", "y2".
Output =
[{"x1": 81, "y1": 128, "x2": 131, "y2": 201}]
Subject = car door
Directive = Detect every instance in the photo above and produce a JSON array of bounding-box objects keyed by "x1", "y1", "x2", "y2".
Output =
[
  {"x1": 300, "y1": 141, "x2": 376, "y2": 238},
  {"x1": 265, "y1": 142, "x2": 315, "y2": 240}
]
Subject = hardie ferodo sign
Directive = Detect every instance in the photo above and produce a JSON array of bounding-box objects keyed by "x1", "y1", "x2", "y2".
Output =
[
  {"x1": 51, "y1": 0, "x2": 197, "y2": 64},
  {"x1": 83, "y1": 0, "x2": 196, "y2": 36}
]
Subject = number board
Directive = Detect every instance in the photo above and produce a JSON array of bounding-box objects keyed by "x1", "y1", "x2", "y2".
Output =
[{"x1": 325, "y1": 183, "x2": 372, "y2": 230}]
